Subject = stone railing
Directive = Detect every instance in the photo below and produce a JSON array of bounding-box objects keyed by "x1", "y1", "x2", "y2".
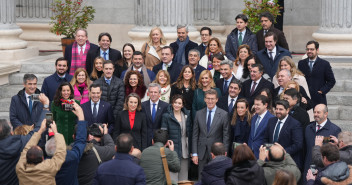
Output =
[{"x1": 15, "y1": 0, "x2": 53, "y2": 23}]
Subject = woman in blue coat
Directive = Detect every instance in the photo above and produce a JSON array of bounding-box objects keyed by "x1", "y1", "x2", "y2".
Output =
[{"x1": 161, "y1": 94, "x2": 191, "y2": 182}]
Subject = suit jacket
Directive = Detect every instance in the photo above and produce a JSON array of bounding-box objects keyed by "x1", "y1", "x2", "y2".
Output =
[
  {"x1": 264, "y1": 116, "x2": 304, "y2": 169},
  {"x1": 170, "y1": 40, "x2": 198, "y2": 65},
  {"x1": 86, "y1": 47, "x2": 122, "y2": 75},
  {"x1": 256, "y1": 26, "x2": 289, "y2": 51},
  {"x1": 274, "y1": 85, "x2": 313, "y2": 110},
  {"x1": 298, "y1": 57, "x2": 336, "y2": 106},
  {"x1": 248, "y1": 111, "x2": 275, "y2": 158},
  {"x1": 113, "y1": 110, "x2": 147, "y2": 151},
  {"x1": 141, "y1": 100, "x2": 169, "y2": 147},
  {"x1": 215, "y1": 75, "x2": 236, "y2": 97},
  {"x1": 65, "y1": 42, "x2": 99, "y2": 73},
  {"x1": 256, "y1": 46, "x2": 292, "y2": 78},
  {"x1": 152, "y1": 61, "x2": 182, "y2": 84},
  {"x1": 192, "y1": 107, "x2": 230, "y2": 160},
  {"x1": 240, "y1": 78, "x2": 274, "y2": 108},
  {"x1": 196, "y1": 44, "x2": 207, "y2": 58},
  {"x1": 81, "y1": 100, "x2": 114, "y2": 129},
  {"x1": 216, "y1": 95, "x2": 243, "y2": 121},
  {"x1": 289, "y1": 104, "x2": 310, "y2": 129},
  {"x1": 194, "y1": 65, "x2": 206, "y2": 82}
]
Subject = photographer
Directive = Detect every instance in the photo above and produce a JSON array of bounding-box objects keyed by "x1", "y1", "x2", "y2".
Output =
[
  {"x1": 257, "y1": 143, "x2": 301, "y2": 185},
  {"x1": 10, "y1": 74, "x2": 44, "y2": 129},
  {"x1": 78, "y1": 123, "x2": 115, "y2": 185},
  {"x1": 16, "y1": 117, "x2": 66, "y2": 185},
  {"x1": 312, "y1": 131, "x2": 352, "y2": 169}
]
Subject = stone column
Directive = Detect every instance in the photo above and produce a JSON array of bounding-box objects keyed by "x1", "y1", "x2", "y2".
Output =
[
  {"x1": 0, "y1": 0, "x2": 38, "y2": 61},
  {"x1": 312, "y1": 0, "x2": 352, "y2": 56},
  {"x1": 128, "y1": 0, "x2": 199, "y2": 49}
]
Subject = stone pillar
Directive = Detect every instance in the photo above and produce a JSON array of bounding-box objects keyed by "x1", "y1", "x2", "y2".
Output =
[
  {"x1": 128, "y1": 0, "x2": 199, "y2": 49},
  {"x1": 0, "y1": 0, "x2": 38, "y2": 61},
  {"x1": 312, "y1": 0, "x2": 352, "y2": 56}
]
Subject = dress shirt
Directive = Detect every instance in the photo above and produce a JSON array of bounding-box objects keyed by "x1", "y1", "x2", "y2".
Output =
[
  {"x1": 238, "y1": 29, "x2": 246, "y2": 40},
  {"x1": 128, "y1": 110, "x2": 136, "y2": 129},
  {"x1": 132, "y1": 66, "x2": 142, "y2": 72},
  {"x1": 256, "y1": 110, "x2": 268, "y2": 127},
  {"x1": 267, "y1": 47, "x2": 277, "y2": 60},
  {"x1": 206, "y1": 106, "x2": 217, "y2": 127},
  {"x1": 272, "y1": 114, "x2": 288, "y2": 139},
  {"x1": 104, "y1": 76, "x2": 112, "y2": 82},
  {"x1": 100, "y1": 49, "x2": 109, "y2": 60},
  {"x1": 57, "y1": 73, "x2": 66, "y2": 79},
  {"x1": 150, "y1": 100, "x2": 159, "y2": 114},
  {"x1": 78, "y1": 43, "x2": 87, "y2": 54},
  {"x1": 278, "y1": 87, "x2": 284, "y2": 95},
  {"x1": 316, "y1": 119, "x2": 328, "y2": 132},
  {"x1": 91, "y1": 100, "x2": 100, "y2": 114},
  {"x1": 162, "y1": 61, "x2": 172, "y2": 70},
  {"x1": 251, "y1": 77, "x2": 262, "y2": 92},
  {"x1": 309, "y1": 57, "x2": 317, "y2": 67},
  {"x1": 228, "y1": 96, "x2": 238, "y2": 106},
  {"x1": 25, "y1": 92, "x2": 33, "y2": 106}
]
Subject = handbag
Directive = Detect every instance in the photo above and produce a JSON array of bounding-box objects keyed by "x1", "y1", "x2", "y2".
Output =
[{"x1": 160, "y1": 147, "x2": 172, "y2": 185}]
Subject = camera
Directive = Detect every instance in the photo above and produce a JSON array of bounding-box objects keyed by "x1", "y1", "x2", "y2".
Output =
[
  {"x1": 323, "y1": 136, "x2": 333, "y2": 143},
  {"x1": 232, "y1": 142, "x2": 242, "y2": 150},
  {"x1": 45, "y1": 113, "x2": 53, "y2": 128},
  {"x1": 264, "y1": 143, "x2": 274, "y2": 150},
  {"x1": 31, "y1": 94, "x2": 40, "y2": 101},
  {"x1": 63, "y1": 103, "x2": 74, "y2": 111}
]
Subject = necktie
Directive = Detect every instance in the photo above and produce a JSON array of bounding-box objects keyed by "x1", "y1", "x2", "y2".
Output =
[
  {"x1": 264, "y1": 30, "x2": 268, "y2": 36},
  {"x1": 105, "y1": 79, "x2": 111, "y2": 85},
  {"x1": 223, "y1": 80, "x2": 228, "y2": 94},
  {"x1": 228, "y1": 98, "x2": 234, "y2": 113},
  {"x1": 28, "y1": 96, "x2": 32, "y2": 114},
  {"x1": 238, "y1": 32, "x2": 243, "y2": 46},
  {"x1": 254, "y1": 116, "x2": 261, "y2": 136},
  {"x1": 207, "y1": 110, "x2": 212, "y2": 133},
  {"x1": 80, "y1": 47, "x2": 83, "y2": 56},
  {"x1": 309, "y1": 61, "x2": 314, "y2": 72},
  {"x1": 165, "y1": 64, "x2": 169, "y2": 70},
  {"x1": 152, "y1": 103, "x2": 156, "y2": 122},
  {"x1": 250, "y1": 82, "x2": 257, "y2": 95},
  {"x1": 269, "y1": 51, "x2": 274, "y2": 62},
  {"x1": 103, "y1": 52, "x2": 107, "y2": 60},
  {"x1": 93, "y1": 103, "x2": 98, "y2": 119},
  {"x1": 317, "y1": 124, "x2": 321, "y2": 132},
  {"x1": 273, "y1": 121, "x2": 282, "y2": 143}
]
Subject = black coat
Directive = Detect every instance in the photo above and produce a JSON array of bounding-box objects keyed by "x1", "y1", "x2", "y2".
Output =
[
  {"x1": 196, "y1": 43, "x2": 207, "y2": 58},
  {"x1": 81, "y1": 100, "x2": 114, "y2": 132},
  {"x1": 289, "y1": 104, "x2": 310, "y2": 129},
  {"x1": 200, "y1": 156, "x2": 232, "y2": 185},
  {"x1": 64, "y1": 42, "x2": 99, "y2": 73},
  {"x1": 170, "y1": 40, "x2": 198, "y2": 65},
  {"x1": 215, "y1": 75, "x2": 236, "y2": 97},
  {"x1": 113, "y1": 110, "x2": 148, "y2": 151},
  {"x1": 152, "y1": 61, "x2": 182, "y2": 84},
  {"x1": 225, "y1": 160, "x2": 266, "y2": 185},
  {"x1": 216, "y1": 95, "x2": 243, "y2": 121},
  {"x1": 240, "y1": 78, "x2": 274, "y2": 108},
  {"x1": 273, "y1": 85, "x2": 313, "y2": 110},
  {"x1": 170, "y1": 84, "x2": 194, "y2": 110},
  {"x1": 86, "y1": 47, "x2": 122, "y2": 75},
  {"x1": 256, "y1": 26, "x2": 289, "y2": 51}
]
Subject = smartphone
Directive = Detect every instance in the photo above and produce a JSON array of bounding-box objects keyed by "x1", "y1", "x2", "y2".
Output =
[
  {"x1": 31, "y1": 94, "x2": 40, "y2": 101},
  {"x1": 45, "y1": 113, "x2": 53, "y2": 128},
  {"x1": 310, "y1": 164, "x2": 318, "y2": 175},
  {"x1": 232, "y1": 142, "x2": 242, "y2": 150},
  {"x1": 264, "y1": 143, "x2": 274, "y2": 150}
]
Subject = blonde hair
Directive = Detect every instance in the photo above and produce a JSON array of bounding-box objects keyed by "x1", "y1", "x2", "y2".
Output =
[
  {"x1": 91, "y1": 56, "x2": 105, "y2": 80},
  {"x1": 197, "y1": 70, "x2": 215, "y2": 89},
  {"x1": 70, "y1": 68, "x2": 91, "y2": 88},
  {"x1": 153, "y1": 70, "x2": 171, "y2": 87},
  {"x1": 148, "y1": 27, "x2": 167, "y2": 45},
  {"x1": 275, "y1": 56, "x2": 304, "y2": 79},
  {"x1": 281, "y1": 80, "x2": 300, "y2": 99},
  {"x1": 14, "y1": 125, "x2": 33, "y2": 135}
]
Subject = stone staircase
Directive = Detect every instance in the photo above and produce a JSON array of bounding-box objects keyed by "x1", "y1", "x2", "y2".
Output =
[{"x1": 0, "y1": 52, "x2": 61, "y2": 119}]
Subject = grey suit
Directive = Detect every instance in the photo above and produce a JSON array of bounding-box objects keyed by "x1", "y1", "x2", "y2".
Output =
[{"x1": 192, "y1": 106, "x2": 230, "y2": 178}]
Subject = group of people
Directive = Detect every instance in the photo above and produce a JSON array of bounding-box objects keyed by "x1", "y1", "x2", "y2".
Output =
[{"x1": 2, "y1": 11, "x2": 351, "y2": 185}]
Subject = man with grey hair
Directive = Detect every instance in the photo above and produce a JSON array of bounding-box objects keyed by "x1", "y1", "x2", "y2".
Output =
[
  {"x1": 142, "y1": 83, "x2": 169, "y2": 147},
  {"x1": 65, "y1": 28, "x2": 99, "y2": 75},
  {"x1": 170, "y1": 25, "x2": 198, "y2": 65},
  {"x1": 10, "y1": 74, "x2": 46, "y2": 129},
  {"x1": 188, "y1": 49, "x2": 206, "y2": 81},
  {"x1": 216, "y1": 60, "x2": 236, "y2": 96}
]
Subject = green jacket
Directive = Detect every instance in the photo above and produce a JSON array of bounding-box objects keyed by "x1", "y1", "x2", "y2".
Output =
[
  {"x1": 140, "y1": 142, "x2": 180, "y2": 185},
  {"x1": 51, "y1": 100, "x2": 80, "y2": 144},
  {"x1": 257, "y1": 153, "x2": 301, "y2": 185}
]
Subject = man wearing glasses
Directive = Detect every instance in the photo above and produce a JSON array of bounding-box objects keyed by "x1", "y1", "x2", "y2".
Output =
[{"x1": 196, "y1": 27, "x2": 212, "y2": 58}]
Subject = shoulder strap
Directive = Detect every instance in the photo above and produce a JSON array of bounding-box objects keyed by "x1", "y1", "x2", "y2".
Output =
[
  {"x1": 160, "y1": 147, "x2": 172, "y2": 185},
  {"x1": 92, "y1": 146, "x2": 102, "y2": 164},
  {"x1": 145, "y1": 42, "x2": 148, "y2": 52}
]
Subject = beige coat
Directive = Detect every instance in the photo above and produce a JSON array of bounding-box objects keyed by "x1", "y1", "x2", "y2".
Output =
[
  {"x1": 16, "y1": 132, "x2": 66, "y2": 185},
  {"x1": 141, "y1": 43, "x2": 162, "y2": 70}
]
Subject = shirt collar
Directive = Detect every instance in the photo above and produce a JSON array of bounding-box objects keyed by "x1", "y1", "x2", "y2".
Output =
[
  {"x1": 57, "y1": 73, "x2": 66, "y2": 79},
  {"x1": 228, "y1": 95, "x2": 238, "y2": 102},
  {"x1": 317, "y1": 119, "x2": 328, "y2": 128},
  {"x1": 25, "y1": 92, "x2": 31, "y2": 98},
  {"x1": 239, "y1": 29, "x2": 246, "y2": 36},
  {"x1": 267, "y1": 46, "x2": 277, "y2": 53},
  {"x1": 91, "y1": 100, "x2": 100, "y2": 105},
  {"x1": 253, "y1": 77, "x2": 262, "y2": 84},
  {"x1": 104, "y1": 76, "x2": 112, "y2": 81},
  {"x1": 164, "y1": 61, "x2": 172, "y2": 67},
  {"x1": 133, "y1": 66, "x2": 142, "y2": 72},
  {"x1": 150, "y1": 99, "x2": 159, "y2": 105},
  {"x1": 279, "y1": 114, "x2": 289, "y2": 123},
  {"x1": 100, "y1": 48, "x2": 109, "y2": 54},
  {"x1": 258, "y1": 110, "x2": 268, "y2": 118},
  {"x1": 207, "y1": 106, "x2": 217, "y2": 112}
]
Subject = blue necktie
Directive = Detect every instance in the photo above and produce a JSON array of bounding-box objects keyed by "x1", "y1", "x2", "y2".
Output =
[
  {"x1": 273, "y1": 121, "x2": 282, "y2": 143},
  {"x1": 105, "y1": 79, "x2": 111, "y2": 85},
  {"x1": 103, "y1": 52, "x2": 107, "y2": 60},
  {"x1": 309, "y1": 61, "x2": 314, "y2": 72},
  {"x1": 93, "y1": 103, "x2": 98, "y2": 119},
  {"x1": 254, "y1": 116, "x2": 261, "y2": 136},
  {"x1": 228, "y1": 98, "x2": 234, "y2": 113},
  {"x1": 223, "y1": 80, "x2": 228, "y2": 94},
  {"x1": 207, "y1": 110, "x2": 212, "y2": 133},
  {"x1": 152, "y1": 103, "x2": 156, "y2": 122},
  {"x1": 28, "y1": 96, "x2": 32, "y2": 114}
]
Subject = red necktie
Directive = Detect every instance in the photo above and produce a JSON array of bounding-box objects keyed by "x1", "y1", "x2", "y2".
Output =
[
  {"x1": 250, "y1": 82, "x2": 257, "y2": 95},
  {"x1": 80, "y1": 47, "x2": 83, "y2": 56}
]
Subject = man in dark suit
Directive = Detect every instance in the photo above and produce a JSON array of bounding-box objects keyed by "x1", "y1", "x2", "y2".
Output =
[
  {"x1": 152, "y1": 46, "x2": 182, "y2": 84},
  {"x1": 65, "y1": 28, "x2": 98, "y2": 75},
  {"x1": 192, "y1": 89, "x2": 229, "y2": 178},
  {"x1": 240, "y1": 64, "x2": 274, "y2": 108},
  {"x1": 86, "y1": 32, "x2": 122, "y2": 76},
  {"x1": 217, "y1": 79, "x2": 242, "y2": 120},
  {"x1": 170, "y1": 25, "x2": 198, "y2": 65},
  {"x1": 303, "y1": 104, "x2": 341, "y2": 183},
  {"x1": 256, "y1": 12, "x2": 289, "y2": 51},
  {"x1": 248, "y1": 95, "x2": 275, "y2": 158},
  {"x1": 283, "y1": 88, "x2": 310, "y2": 129},
  {"x1": 196, "y1": 27, "x2": 212, "y2": 58},
  {"x1": 264, "y1": 100, "x2": 304, "y2": 170},
  {"x1": 256, "y1": 31, "x2": 291, "y2": 79},
  {"x1": 225, "y1": 13, "x2": 258, "y2": 63},
  {"x1": 216, "y1": 60, "x2": 236, "y2": 96},
  {"x1": 298, "y1": 40, "x2": 336, "y2": 107},
  {"x1": 188, "y1": 49, "x2": 206, "y2": 81},
  {"x1": 142, "y1": 83, "x2": 169, "y2": 147},
  {"x1": 81, "y1": 84, "x2": 114, "y2": 132}
]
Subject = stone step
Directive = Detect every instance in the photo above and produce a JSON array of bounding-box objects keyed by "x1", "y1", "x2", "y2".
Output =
[
  {"x1": 327, "y1": 92, "x2": 352, "y2": 106},
  {"x1": 327, "y1": 105, "x2": 352, "y2": 121},
  {"x1": 330, "y1": 80, "x2": 352, "y2": 92},
  {"x1": 17, "y1": 52, "x2": 60, "y2": 74},
  {"x1": 0, "y1": 98, "x2": 11, "y2": 112},
  {"x1": 0, "y1": 85, "x2": 42, "y2": 99},
  {"x1": 330, "y1": 120, "x2": 351, "y2": 132},
  {"x1": 0, "y1": 112, "x2": 9, "y2": 120},
  {"x1": 330, "y1": 65, "x2": 352, "y2": 80},
  {"x1": 9, "y1": 73, "x2": 51, "y2": 85}
]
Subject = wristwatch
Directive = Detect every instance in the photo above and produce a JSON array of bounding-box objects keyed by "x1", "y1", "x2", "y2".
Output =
[{"x1": 44, "y1": 104, "x2": 49, "y2": 109}]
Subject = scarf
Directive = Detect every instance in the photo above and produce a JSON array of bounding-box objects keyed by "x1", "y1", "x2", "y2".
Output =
[
  {"x1": 175, "y1": 36, "x2": 189, "y2": 65},
  {"x1": 123, "y1": 65, "x2": 151, "y2": 88},
  {"x1": 70, "y1": 40, "x2": 91, "y2": 75},
  {"x1": 74, "y1": 83, "x2": 89, "y2": 104}
]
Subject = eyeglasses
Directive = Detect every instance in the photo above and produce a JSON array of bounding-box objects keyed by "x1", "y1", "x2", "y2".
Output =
[{"x1": 201, "y1": 34, "x2": 209, "y2": 37}]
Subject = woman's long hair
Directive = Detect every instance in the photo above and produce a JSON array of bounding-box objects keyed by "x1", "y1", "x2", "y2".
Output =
[
  {"x1": 53, "y1": 82, "x2": 74, "y2": 106},
  {"x1": 124, "y1": 70, "x2": 146, "y2": 98},
  {"x1": 234, "y1": 44, "x2": 252, "y2": 66},
  {"x1": 174, "y1": 65, "x2": 197, "y2": 90},
  {"x1": 91, "y1": 56, "x2": 105, "y2": 80},
  {"x1": 70, "y1": 68, "x2": 91, "y2": 87},
  {"x1": 205, "y1": 37, "x2": 225, "y2": 56},
  {"x1": 231, "y1": 98, "x2": 252, "y2": 126}
]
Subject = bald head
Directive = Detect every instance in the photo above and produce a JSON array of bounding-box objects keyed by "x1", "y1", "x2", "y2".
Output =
[
  {"x1": 268, "y1": 145, "x2": 285, "y2": 162},
  {"x1": 314, "y1": 104, "x2": 328, "y2": 124}
]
